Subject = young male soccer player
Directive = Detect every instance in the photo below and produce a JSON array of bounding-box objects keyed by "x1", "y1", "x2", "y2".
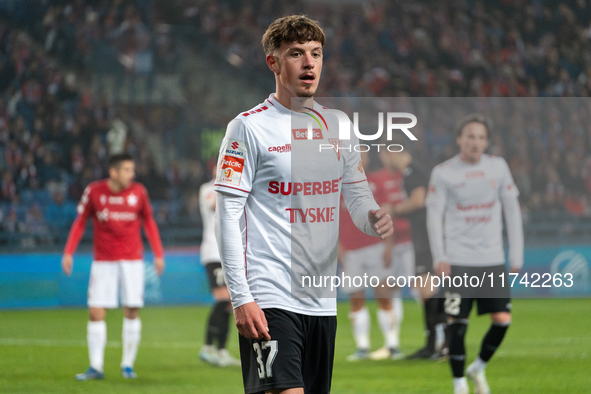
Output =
[
  {"x1": 214, "y1": 15, "x2": 393, "y2": 394},
  {"x1": 199, "y1": 167, "x2": 240, "y2": 367},
  {"x1": 62, "y1": 153, "x2": 165, "y2": 380},
  {"x1": 426, "y1": 115, "x2": 523, "y2": 394}
]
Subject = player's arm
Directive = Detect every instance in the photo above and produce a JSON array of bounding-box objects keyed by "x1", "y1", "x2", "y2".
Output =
[
  {"x1": 425, "y1": 167, "x2": 449, "y2": 275},
  {"x1": 214, "y1": 192, "x2": 270, "y2": 341},
  {"x1": 392, "y1": 186, "x2": 426, "y2": 216},
  {"x1": 500, "y1": 161, "x2": 524, "y2": 273},
  {"x1": 140, "y1": 187, "x2": 165, "y2": 275},
  {"x1": 62, "y1": 188, "x2": 92, "y2": 276},
  {"x1": 341, "y1": 131, "x2": 392, "y2": 239}
]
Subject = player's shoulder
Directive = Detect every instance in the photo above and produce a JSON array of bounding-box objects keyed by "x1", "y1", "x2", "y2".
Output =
[
  {"x1": 483, "y1": 154, "x2": 510, "y2": 171},
  {"x1": 433, "y1": 155, "x2": 459, "y2": 172},
  {"x1": 234, "y1": 98, "x2": 276, "y2": 124},
  {"x1": 129, "y1": 181, "x2": 148, "y2": 195},
  {"x1": 85, "y1": 179, "x2": 108, "y2": 194}
]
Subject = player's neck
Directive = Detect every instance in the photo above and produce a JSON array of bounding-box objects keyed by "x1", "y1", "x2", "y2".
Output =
[
  {"x1": 459, "y1": 153, "x2": 482, "y2": 164},
  {"x1": 273, "y1": 90, "x2": 314, "y2": 112},
  {"x1": 107, "y1": 179, "x2": 124, "y2": 193}
]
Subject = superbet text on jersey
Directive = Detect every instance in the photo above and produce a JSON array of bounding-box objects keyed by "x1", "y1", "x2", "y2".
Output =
[
  {"x1": 215, "y1": 95, "x2": 378, "y2": 315},
  {"x1": 68, "y1": 180, "x2": 157, "y2": 261}
]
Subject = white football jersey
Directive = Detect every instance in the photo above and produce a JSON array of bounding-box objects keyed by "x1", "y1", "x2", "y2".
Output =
[
  {"x1": 199, "y1": 180, "x2": 221, "y2": 265},
  {"x1": 426, "y1": 154, "x2": 519, "y2": 266},
  {"x1": 214, "y1": 94, "x2": 377, "y2": 316}
]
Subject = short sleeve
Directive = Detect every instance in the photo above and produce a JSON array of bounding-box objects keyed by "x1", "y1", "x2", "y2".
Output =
[
  {"x1": 499, "y1": 159, "x2": 519, "y2": 200},
  {"x1": 76, "y1": 186, "x2": 94, "y2": 219},
  {"x1": 405, "y1": 164, "x2": 429, "y2": 194},
  {"x1": 425, "y1": 166, "x2": 447, "y2": 209},
  {"x1": 214, "y1": 118, "x2": 257, "y2": 197}
]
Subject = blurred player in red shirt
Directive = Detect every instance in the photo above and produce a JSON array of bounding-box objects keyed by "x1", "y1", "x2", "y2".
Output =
[
  {"x1": 339, "y1": 152, "x2": 410, "y2": 361},
  {"x1": 62, "y1": 153, "x2": 164, "y2": 381}
]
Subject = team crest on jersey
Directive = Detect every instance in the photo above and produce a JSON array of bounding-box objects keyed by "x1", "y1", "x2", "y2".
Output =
[
  {"x1": 127, "y1": 193, "x2": 138, "y2": 207},
  {"x1": 357, "y1": 160, "x2": 364, "y2": 173},
  {"x1": 328, "y1": 138, "x2": 342, "y2": 161}
]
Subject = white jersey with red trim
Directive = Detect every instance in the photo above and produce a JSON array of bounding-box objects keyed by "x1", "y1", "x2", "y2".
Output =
[
  {"x1": 199, "y1": 180, "x2": 221, "y2": 264},
  {"x1": 214, "y1": 94, "x2": 378, "y2": 316},
  {"x1": 425, "y1": 154, "x2": 519, "y2": 266}
]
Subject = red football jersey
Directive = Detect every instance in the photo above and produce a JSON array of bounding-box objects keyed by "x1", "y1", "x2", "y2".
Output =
[
  {"x1": 64, "y1": 180, "x2": 163, "y2": 261},
  {"x1": 339, "y1": 171, "x2": 383, "y2": 251},
  {"x1": 370, "y1": 167, "x2": 412, "y2": 244}
]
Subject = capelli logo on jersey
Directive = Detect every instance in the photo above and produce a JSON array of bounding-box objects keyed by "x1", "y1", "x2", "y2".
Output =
[{"x1": 268, "y1": 144, "x2": 291, "y2": 153}]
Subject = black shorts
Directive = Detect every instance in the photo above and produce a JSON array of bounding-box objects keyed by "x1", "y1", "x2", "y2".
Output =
[
  {"x1": 239, "y1": 308, "x2": 337, "y2": 394},
  {"x1": 414, "y1": 251, "x2": 434, "y2": 275},
  {"x1": 205, "y1": 262, "x2": 226, "y2": 290},
  {"x1": 442, "y1": 264, "x2": 511, "y2": 319}
]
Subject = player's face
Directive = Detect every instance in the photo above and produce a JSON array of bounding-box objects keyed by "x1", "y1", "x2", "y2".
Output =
[
  {"x1": 111, "y1": 160, "x2": 135, "y2": 189},
  {"x1": 457, "y1": 122, "x2": 488, "y2": 163},
  {"x1": 270, "y1": 41, "x2": 323, "y2": 99}
]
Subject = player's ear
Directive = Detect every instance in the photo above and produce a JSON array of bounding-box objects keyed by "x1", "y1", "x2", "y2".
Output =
[{"x1": 266, "y1": 53, "x2": 280, "y2": 74}]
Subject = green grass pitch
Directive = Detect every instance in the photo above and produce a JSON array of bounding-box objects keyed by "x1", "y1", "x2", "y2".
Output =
[{"x1": 0, "y1": 299, "x2": 589, "y2": 393}]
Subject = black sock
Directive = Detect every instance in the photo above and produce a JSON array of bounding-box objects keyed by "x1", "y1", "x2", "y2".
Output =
[
  {"x1": 216, "y1": 300, "x2": 231, "y2": 349},
  {"x1": 479, "y1": 322, "x2": 509, "y2": 362},
  {"x1": 206, "y1": 301, "x2": 230, "y2": 347},
  {"x1": 424, "y1": 297, "x2": 439, "y2": 351},
  {"x1": 448, "y1": 319, "x2": 468, "y2": 378}
]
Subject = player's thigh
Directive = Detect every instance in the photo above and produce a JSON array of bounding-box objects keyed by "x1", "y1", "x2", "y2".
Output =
[
  {"x1": 88, "y1": 262, "x2": 120, "y2": 309},
  {"x1": 389, "y1": 241, "x2": 415, "y2": 279},
  {"x1": 120, "y1": 260, "x2": 145, "y2": 308},
  {"x1": 340, "y1": 244, "x2": 383, "y2": 294},
  {"x1": 302, "y1": 314, "x2": 337, "y2": 394},
  {"x1": 239, "y1": 309, "x2": 305, "y2": 394},
  {"x1": 442, "y1": 265, "x2": 474, "y2": 319}
]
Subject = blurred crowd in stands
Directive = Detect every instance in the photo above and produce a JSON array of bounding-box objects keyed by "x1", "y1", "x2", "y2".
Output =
[{"x1": 1, "y1": 0, "x2": 591, "y2": 246}]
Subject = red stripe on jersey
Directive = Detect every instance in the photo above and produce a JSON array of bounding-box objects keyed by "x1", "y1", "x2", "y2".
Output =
[
  {"x1": 214, "y1": 183, "x2": 251, "y2": 194},
  {"x1": 266, "y1": 99, "x2": 275, "y2": 106},
  {"x1": 342, "y1": 179, "x2": 368, "y2": 185},
  {"x1": 307, "y1": 108, "x2": 328, "y2": 131}
]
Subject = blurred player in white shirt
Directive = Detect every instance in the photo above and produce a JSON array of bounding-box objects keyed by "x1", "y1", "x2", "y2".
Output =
[
  {"x1": 214, "y1": 15, "x2": 393, "y2": 394},
  {"x1": 199, "y1": 166, "x2": 240, "y2": 367},
  {"x1": 426, "y1": 115, "x2": 523, "y2": 394}
]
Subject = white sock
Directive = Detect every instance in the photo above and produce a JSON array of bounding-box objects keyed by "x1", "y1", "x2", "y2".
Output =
[
  {"x1": 87, "y1": 321, "x2": 106, "y2": 372},
  {"x1": 392, "y1": 290, "x2": 404, "y2": 324},
  {"x1": 377, "y1": 308, "x2": 399, "y2": 349},
  {"x1": 349, "y1": 307, "x2": 370, "y2": 350},
  {"x1": 471, "y1": 355, "x2": 487, "y2": 371},
  {"x1": 121, "y1": 318, "x2": 142, "y2": 368},
  {"x1": 453, "y1": 377, "x2": 468, "y2": 391}
]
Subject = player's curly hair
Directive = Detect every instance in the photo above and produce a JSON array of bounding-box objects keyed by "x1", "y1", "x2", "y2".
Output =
[
  {"x1": 456, "y1": 113, "x2": 492, "y2": 138},
  {"x1": 261, "y1": 15, "x2": 325, "y2": 55}
]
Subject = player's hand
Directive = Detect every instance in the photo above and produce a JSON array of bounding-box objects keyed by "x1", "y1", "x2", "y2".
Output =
[
  {"x1": 368, "y1": 208, "x2": 393, "y2": 240},
  {"x1": 435, "y1": 261, "x2": 451, "y2": 276},
  {"x1": 510, "y1": 267, "x2": 520, "y2": 274},
  {"x1": 233, "y1": 301, "x2": 271, "y2": 340},
  {"x1": 154, "y1": 257, "x2": 165, "y2": 276},
  {"x1": 62, "y1": 254, "x2": 73, "y2": 276}
]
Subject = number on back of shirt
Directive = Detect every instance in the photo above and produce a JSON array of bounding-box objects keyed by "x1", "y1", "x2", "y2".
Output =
[{"x1": 253, "y1": 340, "x2": 278, "y2": 379}]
